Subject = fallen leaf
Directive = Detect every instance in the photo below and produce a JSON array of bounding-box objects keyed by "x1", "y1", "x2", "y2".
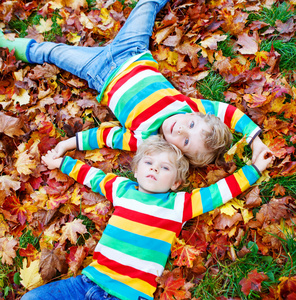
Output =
[
  {"x1": 239, "y1": 269, "x2": 268, "y2": 296},
  {"x1": 20, "y1": 258, "x2": 44, "y2": 290}
]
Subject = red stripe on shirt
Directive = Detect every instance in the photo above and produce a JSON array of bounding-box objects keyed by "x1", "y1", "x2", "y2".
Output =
[
  {"x1": 77, "y1": 164, "x2": 91, "y2": 184},
  {"x1": 104, "y1": 176, "x2": 118, "y2": 203},
  {"x1": 130, "y1": 94, "x2": 189, "y2": 131},
  {"x1": 92, "y1": 252, "x2": 157, "y2": 287},
  {"x1": 103, "y1": 127, "x2": 113, "y2": 146},
  {"x1": 182, "y1": 192, "x2": 193, "y2": 223},
  {"x1": 113, "y1": 207, "x2": 181, "y2": 233},
  {"x1": 225, "y1": 175, "x2": 241, "y2": 197},
  {"x1": 107, "y1": 65, "x2": 159, "y2": 104},
  {"x1": 224, "y1": 105, "x2": 236, "y2": 128}
]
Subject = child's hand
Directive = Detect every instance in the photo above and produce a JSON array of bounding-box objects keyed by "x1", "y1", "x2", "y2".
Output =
[
  {"x1": 53, "y1": 137, "x2": 76, "y2": 159},
  {"x1": 251, "y1": 136, "x2": 272, "y2": 163},
  {"x1": 42, "y1": 149, "x2": 63, "y2": 170},
  {"x1": 253, "y1": 149, "x2": 275, "y2": 173}
]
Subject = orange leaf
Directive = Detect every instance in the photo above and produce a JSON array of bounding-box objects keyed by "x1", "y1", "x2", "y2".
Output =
[
  {"x1": 59, "y1": 219, "x2": 87, "y2": 245},
  {"x1": 160, "y1": 275, "x2": 191, "y2": 300},
  {"x1": 171, "y1": 238, "x2": 201, "y2": 268}
]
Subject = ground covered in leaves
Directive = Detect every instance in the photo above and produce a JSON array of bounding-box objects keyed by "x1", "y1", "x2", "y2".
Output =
[{"x1": 0, "y1": 0, "x2": 296, "y2": 299}]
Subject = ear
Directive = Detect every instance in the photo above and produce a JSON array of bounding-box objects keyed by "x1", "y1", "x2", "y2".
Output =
[
  {"x1": 134, "y1": 169, "x2": 138, "y2": 179},
  {"x1": 171, "y1": 180, "x2": 182, "y2": 191}
]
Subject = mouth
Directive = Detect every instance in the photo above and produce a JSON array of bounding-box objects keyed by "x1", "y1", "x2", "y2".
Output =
[{"x1": 147, "y1": 175, "x2": 156, "y2": 181}]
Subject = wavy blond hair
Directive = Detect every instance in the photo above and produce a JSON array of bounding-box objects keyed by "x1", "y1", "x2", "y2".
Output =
[
  {"x1": 131, "y1": 135, "x2": 189, "y2": 188},
  {"x1": 185, "y1": 113, "x2": 233, "y2": 167}
]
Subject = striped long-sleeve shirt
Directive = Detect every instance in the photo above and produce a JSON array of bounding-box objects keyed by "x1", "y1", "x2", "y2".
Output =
[
  {"x1": 60, "y1": 156, "x2": 261, "y2": 300},
  {"x1": 76, "y1": 52, "x2": 261, "y2": 152}
]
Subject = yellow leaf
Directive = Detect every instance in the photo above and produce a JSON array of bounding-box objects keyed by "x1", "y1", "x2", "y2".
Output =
[
  {"x1": 100, "y1": 8, "x2": 114, "y2": 26},
  {"x1": 12, "y1": 88, "x2": 31, "y2": 106},
  {"x1": 79, "y1": 12, "x2": 94, "y2": 29},
  {"x1": 35, "y1": 19, "x2": 53, "y2": 33},
  {"x1": 224, "y1": 136, "x2": 247, "y2": 162},
  {"x1": 20, "y1": 259, "x2": 44, "y2": 290},
  {"x1": 67, "y1": 32, "x2": 81, "y2": 45},
  {"x1": 85, "y1": 149, "x2": 105, "y2": 162},
  {"x1": 241, "y1": 208, "x2": 254, "y2": 224},
  {"x1": 167, "y1": 51, "x2": 178, "y2": 65}
]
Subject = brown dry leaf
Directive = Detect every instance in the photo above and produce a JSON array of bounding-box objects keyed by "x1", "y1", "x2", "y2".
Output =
[
  {"x1": 244, "y1": 186, "x2": 262, "y2": 208},
  {"x1": 59, "y1": 219, "x2": 88, "y2": 245},
  {"x1": 0, "y1": 112, "x2": 24, "y2": 137},
  {"x1": 39, "y1": 248, "x2": 68, "y2": 281},
  {"x1": 213, "y1": 212, "x2": 243, "y2": 230}
]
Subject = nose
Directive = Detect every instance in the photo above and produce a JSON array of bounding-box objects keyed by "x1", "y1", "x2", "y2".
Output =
[
  {"x1": 150, "y1": 166, "x2": 159, "y2": 173},
  {"x1": 177, "y1": 125, "x2": 186, "y2": 135}
]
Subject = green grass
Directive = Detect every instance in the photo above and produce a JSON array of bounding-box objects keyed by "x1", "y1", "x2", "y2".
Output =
[
  {"x1": 259, "y1": 174, "x2": 296, "y2": 201},
  {"x1": 248, "y1": 2, "x2": 296, "y2": 27},
  {"x1": 260, "y1": 39, "x2": 296, "y2": 71},
  {"x1": 8, "y1": 10, "x2": 62, "y2": 41},
  {"x1": 217, "y1": 34, "x2": 236, "y2": 58},
  {"x1": 196, "y1": 71, "x2": 229, "y2": 102},
  {"x1": 192, "y1": 228, "x2": 296, "y2": 299}
]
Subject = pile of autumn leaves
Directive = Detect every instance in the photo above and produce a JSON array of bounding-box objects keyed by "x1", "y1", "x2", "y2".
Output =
[{"x1": 0, "y1": 0, "x2": 296, "y2": 299}]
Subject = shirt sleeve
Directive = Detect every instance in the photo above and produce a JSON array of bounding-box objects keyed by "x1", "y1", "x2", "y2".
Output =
[
  {"x1": 76, "y1": 124, "x2": 138, "y2": 151},
  {"x1": 182, "y1": 164, "x2": 261, "y2": 222},
  {"x1": 60, "y1": 156, "x2": 118, "y2": 201},
  {"x1": 191, "y1": 98, "x2": 261, "y2": 144}
]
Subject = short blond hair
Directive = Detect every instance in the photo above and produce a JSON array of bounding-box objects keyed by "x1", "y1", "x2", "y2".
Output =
[
  {"x1": 131, "y1": 135, "x2": 189, "y2": 187},
  {"x1": 186, "y1": 113, "x2": 233, "y2": 167}
]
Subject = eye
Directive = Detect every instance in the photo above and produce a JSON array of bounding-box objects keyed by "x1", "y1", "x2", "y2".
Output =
[
  {"x1": 145, "y1": 161, "x2": 152, "y2": 165},
  {"x1": 184, "y1": 138, "x2": 189, "y2": 146},
  {"x1": 190, "y1": 121, "x2": 194, "y2": 128},
  {"x1": 162, "y1": 166, "x2": 170, "y2": 170}
]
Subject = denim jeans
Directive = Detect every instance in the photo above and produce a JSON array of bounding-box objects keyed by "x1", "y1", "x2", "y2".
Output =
[
  {"x1": 28, "y1": 0, "x2": 169, "y2": 93},
  {"x1": 21, "y1": 275, "x2": 120, "y2": 300}
]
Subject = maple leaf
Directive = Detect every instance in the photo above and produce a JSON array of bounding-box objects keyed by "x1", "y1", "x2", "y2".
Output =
[
  {"x1": 160, "y1": 275, "x2": 192, "y2": 300},
  {"x1": 244, "y1": 186, "x2": 262, "y2": 208},
  {"x1": 0, "y1": 214, "x2": 9, "y2": 237},
  {"x1": 213, "y1": 212, "x2": 243, "y2": 230},
  {"x1": 239, "y1": 269, "x2": 268, "y2": 296},
  {"x1": 272, "y1": 184, "x2": 286, "y2": 196},
  {"x1": 235, "y1": 32, "x2": 258, "y2": 54},
  {"x1": 224, "y1": 136, "x2": 247, "y2": 162},
  {"x1": 20, "y1": 259, "x2": 44, "y2": 290},
  {"x1": 3, "y1": 195, "x2": 27, "y2": 225},
  {"x1": 200, "y1": 34, "x2": 228, "y2": 50},
  {"x1": 277, "y1": 276, "x2": 296, "y2": 300},
  {"x1": 206, "y1": 168, "x2": 228, "y2": 185},
  {"x1": 0, "y1": 112, "x2": 24, "y2": 137},
  {"x1": 59, "y1": 219, "x2": 87, "y2": 245},
  {"x1": 0, "y1": 236, "x2": 18, "y2": 265},
  {"x1": 19, "y1": 243, "x2": 39, "y2": 267},
  {"x1": 171, "y1": 238, "x2": 201, "y2": 268},
  {"x1": 35, "y1": 18, "x2": 53, "y2": 33},
  {"x1": 12, "y1": 88, "x2": 31, "y2": 106},
  {"x1": 0, "y1": 175, "x2": 21, "y2": 204},
  {"x1": 39, "y1": 247, "x2": 68, "y2": 281},
  {"x1": 67, "y1": 245, "x2": 89, "y2": 276}
]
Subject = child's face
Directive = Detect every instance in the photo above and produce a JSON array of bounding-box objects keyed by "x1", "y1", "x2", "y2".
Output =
[
  {"x1": 134, "y1": 152, "x2": 181, "y2": 194},
  {"x1": 160, "y1": 113, "x2": 210, "y2": 157}
]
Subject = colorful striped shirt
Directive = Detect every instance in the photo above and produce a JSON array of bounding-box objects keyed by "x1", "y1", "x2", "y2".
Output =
[
  {"x1": 60, "y1": 156, "x2": 261, "y2": 300},
  {"x1": 76, "y1": 51, "x2": 261, "y2": 152}
]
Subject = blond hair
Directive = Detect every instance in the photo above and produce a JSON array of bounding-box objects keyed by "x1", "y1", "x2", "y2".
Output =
[
  {"x1": 131, "y1": 135, "x2": 189, "y2": 187},
  {"x1": 186, "y1": 113, "x2": 233, "y2": 167}
]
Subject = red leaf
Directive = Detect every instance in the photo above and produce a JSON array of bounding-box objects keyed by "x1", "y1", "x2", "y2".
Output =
[
  {"x1": 3, "y1": 195, "x2": 27, "y2": 225},
  {"x1": 239, "y1": 269, "x2": 268, "y2": 296}
]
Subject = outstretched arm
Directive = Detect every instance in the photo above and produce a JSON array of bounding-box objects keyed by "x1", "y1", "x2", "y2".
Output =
[
  {"x1": 183, "y1": 148, "x2": 274, "y2": 221},
  {"x1": 52, "y1": 137, "x2": 77, "y2": 159},
  {"x1": 251, "y1": 136, "x2": 273, "y2": 164}
]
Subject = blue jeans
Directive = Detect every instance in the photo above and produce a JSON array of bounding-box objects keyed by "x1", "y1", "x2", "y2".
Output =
[
  {"x1": 28, "y1": 0, "x2": 169, "y2": 93},
  {"x1": 21, "y1": 275, "x2": 119, "y2": 300}
]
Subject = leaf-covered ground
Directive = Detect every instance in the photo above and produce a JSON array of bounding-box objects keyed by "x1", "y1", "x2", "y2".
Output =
[{"x1": 0, "y1": 0, "x2": 296, "y2": 299}]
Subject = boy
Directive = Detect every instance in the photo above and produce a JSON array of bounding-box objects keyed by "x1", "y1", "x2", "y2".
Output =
[
  {"x1": 22, "y1": 135, "x2": 274, "y2": 300},
  {"x1": 0, "y1": 0, "x2": 269, "y2": 166}
]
